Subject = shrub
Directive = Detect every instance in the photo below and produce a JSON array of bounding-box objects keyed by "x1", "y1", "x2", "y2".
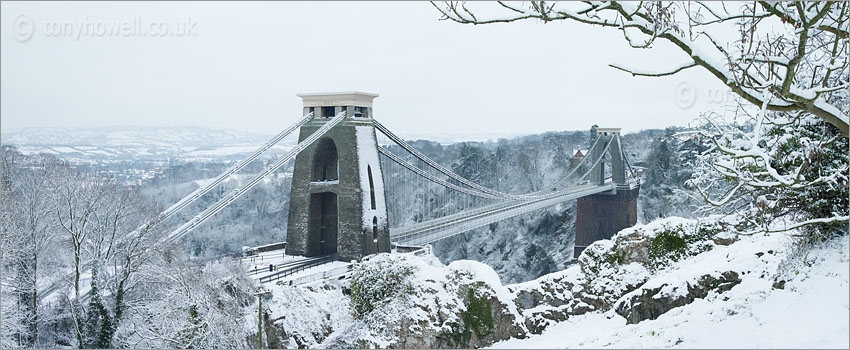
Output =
[
  {"x1": 648, "y1": 227, "x2": 688, "y2": 263},
  {"x1": 442, "y1": 284, "x2": 494, "y2": 347},
  {"x1": 349, "y1": 255, "x2": 416, "y2": 319},
  {"x1": 648, "y1": 222, "x2": 715, "y2": 267}
]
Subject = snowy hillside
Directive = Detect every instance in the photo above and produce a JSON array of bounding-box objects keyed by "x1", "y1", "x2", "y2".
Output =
[
  {"x1": 492, "y1": 223, "x2": 850, "y2": 348},
  {"x1": 1, "y1": 126, "x2": 533, "y2": 164},
  {"x1": 254, "y1": 217, "x2": 849, "y2": 348},
  {"x1": 1, "y1": 126, "x2": 296, "y2": 163}
]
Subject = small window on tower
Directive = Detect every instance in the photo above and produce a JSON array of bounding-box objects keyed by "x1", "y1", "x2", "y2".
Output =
[
  {"x1": 354, "y1": 106, "x2": 369, "y2": 118},
  {"x1": 367, "y1": 165, "x2": 376, "y2": 210},
  {"x1": 372, "y1": 217, "x2": 378, "y2": 241},
  {"x1": 321, "y1": 106, "x2": 335, "y2": 118}
]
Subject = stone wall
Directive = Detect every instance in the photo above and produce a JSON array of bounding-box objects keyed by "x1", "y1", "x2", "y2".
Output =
[
  {"x1": 574, "y1": 186, "x2": 639, "y2": 256},
  {"x1": 286, "y1": 117, "x2": 390, "y2": 261}
]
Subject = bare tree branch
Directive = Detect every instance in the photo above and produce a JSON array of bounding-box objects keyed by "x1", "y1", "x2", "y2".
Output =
[{"x1": 431, "y1": 1, "x2": 850, "y2": 134}]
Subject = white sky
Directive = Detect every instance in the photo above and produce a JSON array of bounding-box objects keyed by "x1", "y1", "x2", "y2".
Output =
[{"x1": 1, "y1": 1, "x2": 729, "y2": 136}]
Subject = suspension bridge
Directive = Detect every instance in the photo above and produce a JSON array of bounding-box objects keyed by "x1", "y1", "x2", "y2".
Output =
[{"x1": 39, "y1": 91, "x2": 641, "y2": 296}]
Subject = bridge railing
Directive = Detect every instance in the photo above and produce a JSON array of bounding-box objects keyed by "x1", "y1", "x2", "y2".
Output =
[
  {"x1": 258, "y1": 255, "x2": 337, "y2": 284},
  {"x1": 284, "y1": 264, "x2": 355, "y2": 287},
  {"x1": 243, "y1": 253, "x2": 318, "y2": 276}
]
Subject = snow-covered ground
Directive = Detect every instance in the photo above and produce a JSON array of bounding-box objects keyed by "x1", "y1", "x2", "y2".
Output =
[
  {"x1": 239, "y1": 251, "x2": 300, "y2": 271},
  {"x1": 240, "y1": 249, "x2": 352, "y2": 287},
  {"x1": 248, "y1": 216, "x2": 850, "y2": 349},
  {"x1": 492, "y1": 234, "x2": 850, "y2": 349},
  {"x1": 255, "y1": 218, "x2": 850, "y2": 348}
]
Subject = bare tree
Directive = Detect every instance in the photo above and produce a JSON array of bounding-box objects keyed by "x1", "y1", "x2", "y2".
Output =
[
  {"x1": 432, "y1": 1, "x2": 849, "y2": 134},
  {"x1": 1, "y1": 148, "x2": 62, "y2": 347},
  {"x1": 48, "y1": 166, "x2": 153, "y2": 347},
  {"x1": 1, "y1": 146, "x2": 29, "y2": 348},
  {"x1": 51, "y1": 165, "x2": 111, "y2": 302},
  {"x1": 117, "y1": 254, "x2": 254, "y2": 349}
]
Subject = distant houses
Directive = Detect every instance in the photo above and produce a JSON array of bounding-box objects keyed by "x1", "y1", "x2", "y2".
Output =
[{"x1": 571, "y1": 148, "x2": 588, "y2": 166}]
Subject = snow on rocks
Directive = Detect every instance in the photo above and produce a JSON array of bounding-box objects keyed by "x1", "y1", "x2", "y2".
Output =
[
  {"x1": 614, "y1": 231, "x2": 782, "y2": 321},
  {"x1": 492, "y1": 222, "x2": 849, "y2": 348},
  {"x1": 343, "y1": 253, "x2": 528, "y2": 348},
  {"x1": 508, "y1": 266, "x2": 591, "y2": 334},
  {"x1": 261, "y1": 252, "x2": 527, "y2": 348},
  {"x1": 447, "y1": 259, "x2": 523, "y2": 320},
  {"x1": 261, "y1": 281, "x2": 353, "y2": 348},
  {"x1": 259, "y1": 217, "x2": 848, "y2": 348}
]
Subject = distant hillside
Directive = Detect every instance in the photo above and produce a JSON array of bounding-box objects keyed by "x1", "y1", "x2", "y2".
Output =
[{"x1": 0, "y1": 126, "x2": 296, "y2": 164}]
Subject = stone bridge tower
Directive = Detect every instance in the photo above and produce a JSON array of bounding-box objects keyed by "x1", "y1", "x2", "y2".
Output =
[
  {"x1": 286, "y1": 92, "x2": 391, "y2": 262},
  {"x1": 574, "y1": 128, "x2": 640, "y2": 257}
]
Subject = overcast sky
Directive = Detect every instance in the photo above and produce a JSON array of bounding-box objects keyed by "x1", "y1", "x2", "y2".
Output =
[{"x1": 2, "y1": 1, "x2": 729, "y2": 136}]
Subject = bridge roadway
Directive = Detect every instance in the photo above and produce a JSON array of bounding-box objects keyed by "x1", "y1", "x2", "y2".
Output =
[{"x1": 391, "y1": 182, "x2": 616, "y2": 245}]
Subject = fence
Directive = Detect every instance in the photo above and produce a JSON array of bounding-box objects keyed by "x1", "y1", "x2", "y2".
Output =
[{"x1": 258, "y1": 255, "x2": 337, "y2": 284}]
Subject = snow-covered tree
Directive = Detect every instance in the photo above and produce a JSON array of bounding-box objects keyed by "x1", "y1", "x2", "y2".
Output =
[
  {"x1": 689, "y1": 102, "x2": 848, "y2": 239},
  {"x1": 1, "y1": 148, "x2": 64, "y2": 347},
  {"x1": 78, "y1": 183, "x2": 162, "y2": 348},
  {"x1": 641, "y1": 127, "x2": 700, "y2": 221},
  {"x1": 115, "y1": 255, "x2": 254, "y2": 348},
  {"x1": 0, "y1": 150, "x2": 168, "y2": 348}
]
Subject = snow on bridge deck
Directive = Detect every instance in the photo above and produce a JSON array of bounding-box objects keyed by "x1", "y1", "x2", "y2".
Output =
[
  {"x1": 239, "y1": 248, "x2": 351, "y2": 286},
  {"x1": 241, "y1": 246, "x2": 431, "y2": 287}
]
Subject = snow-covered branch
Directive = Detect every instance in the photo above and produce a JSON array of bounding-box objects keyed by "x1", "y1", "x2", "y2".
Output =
[
  {"x1": 432, "y1": 1, "x2": 850, "y2": 134},
  {"x1": 689, "y1": 99, "x2": 848, "y2": 235},
  {"x1": 609, "y1": 61, "x2": 697, "y2": 77}
]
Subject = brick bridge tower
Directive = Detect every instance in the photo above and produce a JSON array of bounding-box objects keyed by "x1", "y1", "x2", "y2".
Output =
[
  {"x1": 574, "y1": 127, "x2": 640, "y2": 257},
  {"x1": 286, "y1": 92, "x2": 390, "y2": 262}
]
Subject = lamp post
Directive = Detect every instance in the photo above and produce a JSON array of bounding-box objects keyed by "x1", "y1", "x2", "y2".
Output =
[{"x1": 254, "y1": 288, "x2": 271, "y2": 350}]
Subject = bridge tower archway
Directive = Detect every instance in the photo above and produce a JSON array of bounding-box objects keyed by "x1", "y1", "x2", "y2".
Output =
[
  {"x1": 307, "y1": 192, "x2": 338, "y2": 255},
  {"x1": 312, "y1": 137, "x2": 339, "y2": 181},
  {"x1": 286, "y1": 92, "x2": 391, "y2": 261}
]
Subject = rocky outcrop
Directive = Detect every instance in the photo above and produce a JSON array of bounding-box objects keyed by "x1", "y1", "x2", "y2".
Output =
[
  {"x1": 512, "y1": 218, "x2": 741, "y2": 333},
  {"x1": 511, "y1": 243, "x2": 650, "y2": 335},
  {"x1": 329, "y1": 278, "x2": 525, "y2": 349},
  {"x1": 614, "y1": 271, "x2": 741, "y2": 324},
  {"x1": 264, "y1": 218, "x2": 751, "y2": 348},
  {"x1": 430, "y1": 282, "x2": 526, "y2": 348},
  {"x1": 263, "y1": 312, "x2": 288, "y2": 349},
  {"x1": 310, "y1": 256, "x2": 530, "y2": 349},
  {"x1": 512, "y1": 271, "x2": 595, "y2": 334}
]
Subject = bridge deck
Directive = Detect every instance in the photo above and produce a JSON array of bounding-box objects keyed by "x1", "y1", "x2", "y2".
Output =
[{"x1": 392, "y1": 183, "x2": 616, "y2": 245}]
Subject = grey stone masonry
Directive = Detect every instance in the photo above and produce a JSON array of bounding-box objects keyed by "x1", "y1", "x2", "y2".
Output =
[
  {"x1": 589, "y1": 128, "x2": 626, "y2": 186},
  {"x1": 576, "y1": 127, "x2": 638, "y2": 257},
  {"x1": 286, "y1": 92, "x2": 390, "y2": 262}
]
